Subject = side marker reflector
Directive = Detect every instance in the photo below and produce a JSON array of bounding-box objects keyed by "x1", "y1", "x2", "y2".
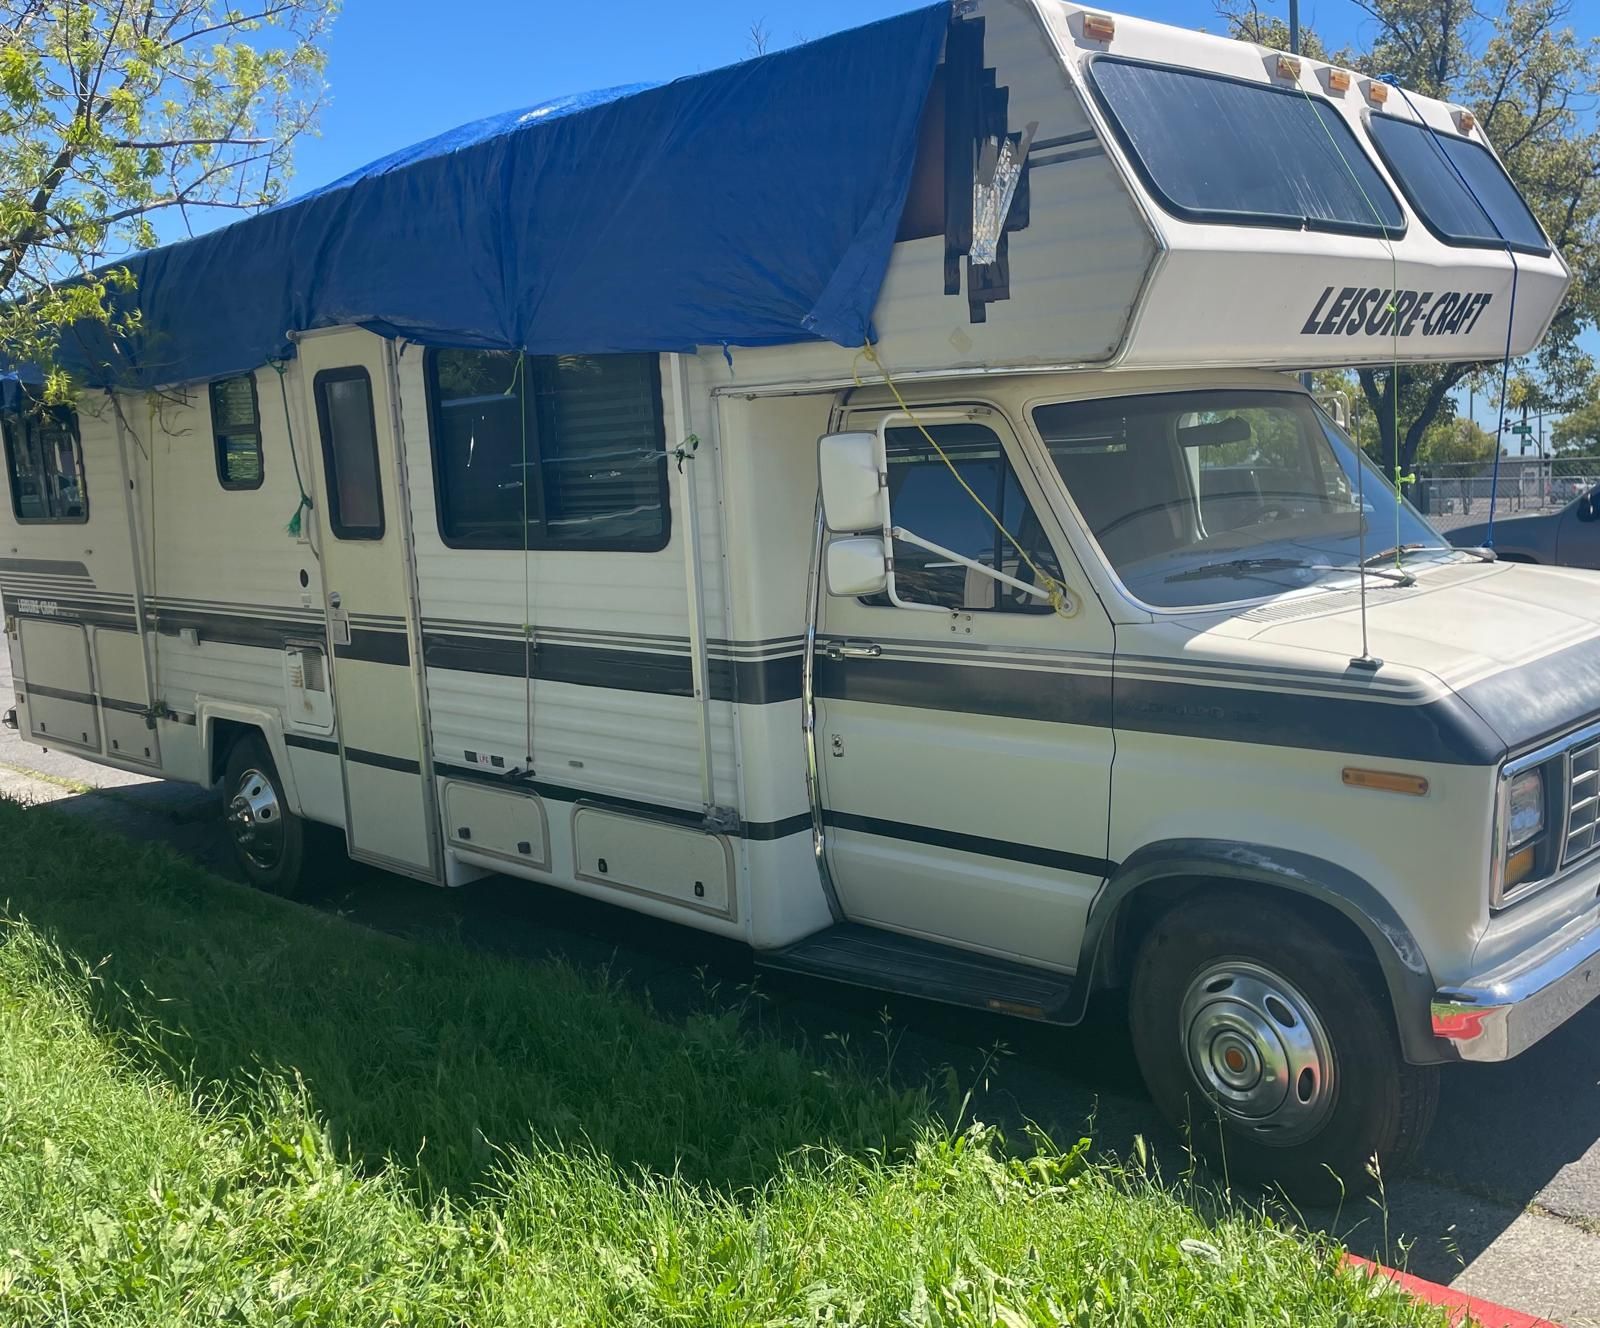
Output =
[{"x1": 1342, "y1": 767, "x2": 1430, "y2": 796}]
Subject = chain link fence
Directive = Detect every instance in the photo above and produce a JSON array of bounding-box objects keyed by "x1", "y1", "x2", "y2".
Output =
[{"x1": 1412, "y1": 456, "x2": 1600, "y2": 533}]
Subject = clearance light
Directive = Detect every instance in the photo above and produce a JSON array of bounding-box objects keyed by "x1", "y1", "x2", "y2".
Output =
[
  {"x1": 1276, "y1": 54, "x2": 1301, "y2": 80},
  {"x1": 1342, "y1": 767, "x2": 1430, "y2": 797},
  {"x1": 1456, "y1": 109, "x2": 1477, "y2": 132},
  {"x1": 1366, "y1": 80, "x2": 1390, "y2": 106},
  {"x1": 1082, "y1": 12, "x2": 1115, "y2": 41},
  {"x1": 1326, "y1": 68, "x2": 1352, "y2": 93}
]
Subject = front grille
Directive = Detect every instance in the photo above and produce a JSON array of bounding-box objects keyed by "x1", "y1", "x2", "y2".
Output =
[{"x1": 1564, "y1": 738, "x2": 1600, "y2": 867}]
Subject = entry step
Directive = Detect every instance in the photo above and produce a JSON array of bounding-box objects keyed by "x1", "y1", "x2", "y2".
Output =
[{"x1": 757, "y1": 922, "x2": 1074, "y2": 1021}]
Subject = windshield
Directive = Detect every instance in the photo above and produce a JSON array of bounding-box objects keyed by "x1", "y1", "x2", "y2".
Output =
[{"x1": 1032, "y1": 389, "x2": 1451, "y2": 609}]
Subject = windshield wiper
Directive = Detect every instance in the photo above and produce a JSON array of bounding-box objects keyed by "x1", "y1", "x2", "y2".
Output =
[
  {"x1": 1165, "y1": 557, "x2": 1310, "y2": 584},
  {"x1": 1313, "y1": 562, "x2": 1415, "y2": 587},
  {"x1": 1361, "y1": 543, "x2": 1430, "y2": 567}
]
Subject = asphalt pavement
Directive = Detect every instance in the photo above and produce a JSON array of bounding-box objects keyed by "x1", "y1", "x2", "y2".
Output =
[{"x1": 2, "y1": 649, "x2": 1598, "y2": 1324}]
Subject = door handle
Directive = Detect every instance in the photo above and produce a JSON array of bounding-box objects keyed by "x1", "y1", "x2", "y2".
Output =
[{"x1": 823, "y1": 640, "x2": 882, "y2": 661}]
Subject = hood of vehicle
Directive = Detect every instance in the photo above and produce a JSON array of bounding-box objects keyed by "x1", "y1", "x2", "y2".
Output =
[{"x1": 1230, "y1": 558, "x2": 1600, "y2": 755}]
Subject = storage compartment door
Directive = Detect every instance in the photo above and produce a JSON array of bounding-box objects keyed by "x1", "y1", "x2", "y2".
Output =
[
  {"x1": 17, "y1": 619, "x2": 99, "y2": 750},
  {"x1": 93, "y1": 627, "x2": 158, "y2": 765}
]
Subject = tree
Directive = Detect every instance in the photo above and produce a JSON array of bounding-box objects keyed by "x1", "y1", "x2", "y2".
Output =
[
  {"x1": 1552, "y1": 379, "x2": 1600, "y2": 454},
  {"x1": 0, "y1": 1, "x2": 335, "y2": 399},
  {"x1": 1416, "y1": 416, "x2": 1497, "y2": 464},
  {"x1": 1218, "y1": 0, "x2": 1600, "y2": 475}
]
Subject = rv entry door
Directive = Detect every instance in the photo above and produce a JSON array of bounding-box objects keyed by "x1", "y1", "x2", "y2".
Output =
[
  {"x1": 299, "y1": 333, "x2": 442, "y2": 883},
  {"x1": 812, "y1": 409, "x2": 1114, "y2": 969}
]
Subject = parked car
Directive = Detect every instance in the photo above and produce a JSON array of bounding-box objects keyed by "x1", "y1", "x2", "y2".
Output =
[{"x1": 1450, "y1": 485, "x2": 1600, "y2": 567}]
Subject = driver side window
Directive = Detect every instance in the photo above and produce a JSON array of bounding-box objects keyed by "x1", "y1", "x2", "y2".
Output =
[{"x1": 863, "y1": 422, "x2": 1060, "y2": 613}]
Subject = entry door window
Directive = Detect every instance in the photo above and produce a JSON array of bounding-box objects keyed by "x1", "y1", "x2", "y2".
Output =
[
  {"x1": 314, "y1": 368, "x2": 385, "y2": 540},
  {"x1": 868, "y1": 422, "x2": 1060, "y2": 612}
]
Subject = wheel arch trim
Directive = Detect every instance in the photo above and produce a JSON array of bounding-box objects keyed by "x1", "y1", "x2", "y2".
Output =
[
  {"x1": 198, "y1": 703, "x2": 304, "y2": 818},
  {"x1": 1071, "y1": 838, "x2": 1450, "y2": 1064}
]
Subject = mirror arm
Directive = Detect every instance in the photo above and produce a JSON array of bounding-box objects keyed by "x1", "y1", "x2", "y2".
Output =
[{"x1": 889, "y1": 527, "x2": 1063, "y2": 606}]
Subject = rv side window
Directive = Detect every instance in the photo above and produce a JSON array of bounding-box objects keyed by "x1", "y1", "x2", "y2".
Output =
[
  {"x1": 1087, "y1": 56, "x2": 1406, "y2": 238},
  {"x1": 425, "y1": 349, "x2": 669, "y2": 551},
  {"x1": 1366, "y1": 114, "x2": 1550, "y2": 255},
  {"x1": 209, "y1": 373, "x2": 264, "y2": 490},
  {"x1": 866, "y1": 422, "x2": 1060, "y2": 613},
  {"x1": 2, "y1": 407, "x2": 87, "y2": 524},
  {"x1": 314, "y1": 368, "x2": 385, "y2": 540}
]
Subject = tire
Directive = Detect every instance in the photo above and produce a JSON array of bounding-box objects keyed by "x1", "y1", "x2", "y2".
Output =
[
  {"x1": 221, "y1": 734, "x2": 307, "y2": 896},
  {"x1": 1128, "y1": 891, "x2": 1438, "y2": 1204}
]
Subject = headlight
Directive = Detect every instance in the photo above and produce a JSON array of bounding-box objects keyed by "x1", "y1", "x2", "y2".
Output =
[{"x1": 1506, "y1": 769, "x2": 1545, "y2": 849}]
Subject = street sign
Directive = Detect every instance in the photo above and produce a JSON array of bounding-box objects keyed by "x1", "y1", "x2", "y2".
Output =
[{"x1": 1509, "y1": 422, "x2": 1533, "y2": 435}]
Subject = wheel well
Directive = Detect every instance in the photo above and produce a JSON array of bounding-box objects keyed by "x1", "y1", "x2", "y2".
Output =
[
  {"x1": 1101, "y1": 875, "x2": 1381, "y2": 991},
  {"x1": 208, "y1": 718, "x2": 261, "y2": 786}
]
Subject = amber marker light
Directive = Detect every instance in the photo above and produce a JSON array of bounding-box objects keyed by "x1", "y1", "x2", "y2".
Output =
[
  {"x1": 1456, "y1": 109, "x2": 1477, "y2": 132},
  {"x1": 1326, "y1": 68, "x2": 1352, "y2": 93},
  {"x1": 1366, "y1": 80, "x2": 1391, "y2": 105},
  {"x1": 1082, "y1": 12, "x2": 1115, "y2": 41},
  {"x1": 1342, "y1": 767, "x2": 1430, "y2": 797},
  {"x1": 1276, "y1": 54, "x2": 1301, "y2": 80}
]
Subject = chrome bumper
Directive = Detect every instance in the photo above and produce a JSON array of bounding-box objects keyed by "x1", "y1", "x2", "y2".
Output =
[{"x1": 1432, "y1": 902, "x2": 1600, "y2": 1062}]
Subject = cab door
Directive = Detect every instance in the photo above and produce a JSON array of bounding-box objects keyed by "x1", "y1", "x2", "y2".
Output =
[
  {"x1": 298, "y1": 333, "x2": 441, "y2": 882},
  {"x1": 813, "y1": 406, "x2": 1115, "y2": 969}
]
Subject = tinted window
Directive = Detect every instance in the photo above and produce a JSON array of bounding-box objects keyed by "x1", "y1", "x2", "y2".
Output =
[
  {"x1": 867, "y1": 422, "x2": 1059, "y2": 613},
  {"x1": 1089, "y1": 57, "x2": 1405, "y2": 237},
  {"x1": 314, "y1": 368, "x2": 385, "y2": 540},
  {"x1": 427, "y1": 350, "x2": 668, "y2": 551},
  {"x1": 210, "y1": 374, "x2": 263, "y2": 490},
  {"x1": 1367, "y1": 114, "x2": 1549, "y2": 254},
  {"x1": 3, "y1": 408, "x2": 87, "y2": 523}
]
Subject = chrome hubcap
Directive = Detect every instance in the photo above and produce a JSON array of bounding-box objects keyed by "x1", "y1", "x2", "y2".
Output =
[
  {"x1": 226, "y1": 767, "x2": 283, "y2": 871},
  {"x1": 1180, "y1": 961, "x2": 1335, "y2": 1146}
]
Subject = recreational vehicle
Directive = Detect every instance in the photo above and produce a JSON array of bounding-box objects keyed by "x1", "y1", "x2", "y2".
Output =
[{"x1": 3, "y1": 0, "x2": 1595, "y2": 1198}]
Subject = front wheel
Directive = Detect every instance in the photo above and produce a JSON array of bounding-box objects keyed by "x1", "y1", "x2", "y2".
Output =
[
  {"x1": 222, "y1": 734, "x2": 307, "y2": 895},
  {"x1": 1129, "y1": 892, "x2": 1438, "y2": 1203}
]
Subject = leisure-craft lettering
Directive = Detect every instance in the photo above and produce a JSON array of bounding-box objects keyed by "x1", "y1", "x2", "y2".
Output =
[{"x1": 1300, "y1": 286, "x2": 1494, "y2": 338}]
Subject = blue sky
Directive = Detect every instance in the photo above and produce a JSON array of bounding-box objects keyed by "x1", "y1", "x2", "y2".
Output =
[{"x1": 260, "y1": 0, "x2": 1593, "y2": 437}]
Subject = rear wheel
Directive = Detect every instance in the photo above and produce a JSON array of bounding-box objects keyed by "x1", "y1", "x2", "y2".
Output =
[
  {"x1": 1128, "y1": 892, "x2": 1438, "y2": 1203},
  {"x1": 222, "y1": 734, "x2": 306, "y2": 895}
]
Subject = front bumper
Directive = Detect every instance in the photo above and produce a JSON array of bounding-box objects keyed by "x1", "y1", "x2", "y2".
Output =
[{"x1": 1432, "y1": 899, "x2": 1600, "y2": 1061}]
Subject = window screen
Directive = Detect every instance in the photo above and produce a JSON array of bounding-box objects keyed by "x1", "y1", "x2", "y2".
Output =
[
  {"x1": 1366, "y1": 114, "x2": 1549, "y2": 254},
  {"x1": 210, "y1": 374, "x2": 263, "y2": 490},
  {"x1": 426, "y1": 350, "x2": 668, "y2": 551},
  {"x1": 865, "y1": 422, "x2": 1059, "y2": 613},
  {"x1": 3, "y1": 407, "x2": 87, "y2": 523},
  {"x1": 1088, "y1": 57, "x2": 1406, "y2": 237},
  {"x1": 314, "y1": 368, "x2": 385, "y2": 540}
]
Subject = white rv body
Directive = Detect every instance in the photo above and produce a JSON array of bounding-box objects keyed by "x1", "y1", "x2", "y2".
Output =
[{"x1": 4, "y1": 0, "x2": 1596, "y2": 1192}]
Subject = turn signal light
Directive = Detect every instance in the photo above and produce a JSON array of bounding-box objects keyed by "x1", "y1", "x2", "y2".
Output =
[
  {"x1": 1326, "y1": 68, "x2": 1352, "y2": 93},
  {"x1": 1276, "y1": 54, "x2": 1301, "y2": 80},
  {"x1": 1366, "y1": 80, "x2": 1391, "y2": 105},
  {"x1": 1505, "y1": 843, "x2": 1536, "y2": 889},
  {"x1": 1082, "y1": 12, "x2": 1115, "y2": 41},
  {"x1": 1456, "y1": 109, "x2": 1476, "y2": 132},
  {"x1": 1342, "y1": 767, "x2": 1430, "y2": 797}
]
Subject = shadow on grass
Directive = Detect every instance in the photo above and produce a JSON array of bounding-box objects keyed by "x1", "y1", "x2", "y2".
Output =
[{"x1": 0, "y1": 798, "x2": 938, "y2": 1200}]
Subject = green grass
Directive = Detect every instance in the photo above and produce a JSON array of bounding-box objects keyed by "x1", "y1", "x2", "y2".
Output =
[{"x1": 0, "y1": 798, "x2": 1448, "y2": 1326}]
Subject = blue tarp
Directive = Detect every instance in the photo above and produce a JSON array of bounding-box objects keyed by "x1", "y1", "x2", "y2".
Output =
[{"x1": 48, "y1": 2, "x2": 949, "y2": 390}]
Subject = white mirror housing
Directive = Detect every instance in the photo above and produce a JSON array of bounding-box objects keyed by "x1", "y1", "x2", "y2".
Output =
[
  {"x1": 825, "y1": 536, "x2": 888, "y2": 597},
  {"x1": 818, "y1": 431, "x2": 885, "y2": 533}
]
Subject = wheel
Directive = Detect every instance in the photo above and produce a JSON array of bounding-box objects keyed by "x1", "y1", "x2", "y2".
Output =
[
  {"x1": 221, "y1": 734, "x2": 307, "y2": 895},
  {"x1": 1128, "y1": 891, "x2": 1438, "y2": 1203}
]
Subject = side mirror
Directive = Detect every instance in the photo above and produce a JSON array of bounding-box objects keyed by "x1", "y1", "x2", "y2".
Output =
[
  {"x1": 825, "y1": 536, "x2": 888, "y2": 597},
  {"x1": 818, "y1": 431, "x2": 885, "y2": 534}
]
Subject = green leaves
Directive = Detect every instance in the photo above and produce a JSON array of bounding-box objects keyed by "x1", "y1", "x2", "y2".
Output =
[{"x1": 0, "y1": 0, "x2": 336, "y2": 389}]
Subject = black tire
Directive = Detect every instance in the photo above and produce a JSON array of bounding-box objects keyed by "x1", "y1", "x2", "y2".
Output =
[
  {"x1": 1129, "y1": 891, "x2": 1438, "y2": 1204},
  {"x1": 221, "y1": 733, "x2": 307, "y2": 895}
]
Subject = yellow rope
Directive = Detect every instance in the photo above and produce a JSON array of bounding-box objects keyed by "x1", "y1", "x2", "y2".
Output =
[{"x1": 854, "y1": 342, "x2": 1074, "y2": 618}]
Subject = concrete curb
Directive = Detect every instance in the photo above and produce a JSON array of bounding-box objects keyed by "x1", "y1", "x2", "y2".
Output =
[{"x1": 1347, "y1": 1254, "x2": 1559, "y2": 1327}]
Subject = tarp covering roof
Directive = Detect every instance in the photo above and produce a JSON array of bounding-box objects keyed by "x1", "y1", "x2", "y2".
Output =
[{"x1": 50, "y1": 2, "x2": 949, "y2": 390}]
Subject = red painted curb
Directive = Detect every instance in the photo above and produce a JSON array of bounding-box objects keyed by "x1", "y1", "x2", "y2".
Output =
[{"x1": 1344, "y1": 1254, "x2": 1558, "y2": 1328}]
